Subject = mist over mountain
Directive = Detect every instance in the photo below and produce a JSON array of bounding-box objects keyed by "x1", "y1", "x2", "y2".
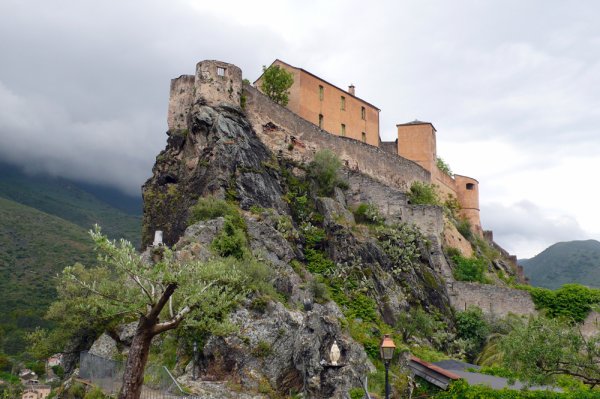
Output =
[{"x1": 520, "y1": 240, "x2": 600, "y2": 289}]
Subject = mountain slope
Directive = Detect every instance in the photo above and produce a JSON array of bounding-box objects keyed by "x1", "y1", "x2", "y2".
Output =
[
  {"x1": 520, "y1": 240, "x2": 600, "y2": 289},
  {"x1": 0, "y1": 163, "x2": 142, "y2": 247},
  {"x1": 0, "y1": 197, "x2": 96, "y2": 354}
]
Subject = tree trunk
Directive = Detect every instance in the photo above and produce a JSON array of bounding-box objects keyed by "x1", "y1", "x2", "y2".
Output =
[{"x1": 118, "y1": 319, "x2": 154, "y2": 399}]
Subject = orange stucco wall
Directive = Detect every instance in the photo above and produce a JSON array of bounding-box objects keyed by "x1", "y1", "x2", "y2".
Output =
[
  {"x1": 397, "y1": 123, "x2": 437, "y2": 173},
  {"x1": 256, "y1": 60, "x2": 380, "y2": 147}
]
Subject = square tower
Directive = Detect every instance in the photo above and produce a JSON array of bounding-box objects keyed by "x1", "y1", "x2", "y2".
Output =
[{"x1": 396, "y1": 120, "x2": 437, "y2": 174}]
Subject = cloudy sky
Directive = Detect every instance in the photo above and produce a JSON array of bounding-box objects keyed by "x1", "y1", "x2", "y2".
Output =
[{"x1": 1, "y1": 0, "x2": 599, "y2": 258}]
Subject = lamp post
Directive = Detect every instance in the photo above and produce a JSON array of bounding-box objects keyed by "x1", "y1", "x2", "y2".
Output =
[{"x1": 380, "y1": 334, "x2": 396, "y2": 399}]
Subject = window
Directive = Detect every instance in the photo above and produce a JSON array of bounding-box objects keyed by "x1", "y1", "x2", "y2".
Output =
[
  {"x1": 319, "y1": 85, "x2": 324, "y2": 101},
  {"x1": 361, "y1": 132, "x2": 366, "y2": 143},
  {"x1": 340, "y1": 96, "x2": 346, "y2": 110},
  {"x1": 361, "y1": 106, "x2": 366, "y2": 120},
  {"x1": 341, "y1": 124, "x2": 346, "y2": 136},
  {"x1": 319, "y1": 114, "x2": 323, "y2": 128},
  {"x1": 466, "y1": 183, "x2": 475, "y2": 190},
  {"x1": 217, "y1": 67, "x2": 226, "y2": 77}
]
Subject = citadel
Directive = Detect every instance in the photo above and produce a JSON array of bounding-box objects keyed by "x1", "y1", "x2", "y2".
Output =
[{"x1": 169, "y1": 60, "x2": 482, "y2": 237}]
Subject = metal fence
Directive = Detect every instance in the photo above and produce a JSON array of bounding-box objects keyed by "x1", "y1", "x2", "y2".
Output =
[{"x1": 79, "y1": 351, "x2": 200, "y2": 399}]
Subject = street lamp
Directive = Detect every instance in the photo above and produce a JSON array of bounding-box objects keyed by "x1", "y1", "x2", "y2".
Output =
[{"x1": 380, "y1": 334, "x2": 396, "y2": 399}]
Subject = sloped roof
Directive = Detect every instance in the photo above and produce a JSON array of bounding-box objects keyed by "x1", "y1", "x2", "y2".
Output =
[
  {"x1": 396, "y1": 120, "x2": 437, "y2": 131},
  {"x1": 254, "y1": 59, "x2": 381, "y2": 111}
]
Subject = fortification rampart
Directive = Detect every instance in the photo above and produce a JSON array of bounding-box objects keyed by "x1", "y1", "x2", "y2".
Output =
[
  {"x1": 448, "y1": 281, "x2": 537, "y2": 318},
  {"x1": 244, "y1": 84, "x2": 430, "y2": 192}
]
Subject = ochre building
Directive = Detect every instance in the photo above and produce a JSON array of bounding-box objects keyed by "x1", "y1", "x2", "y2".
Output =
[{"x1": 254, "y1": 59, "x2": 381, "y2": 147}]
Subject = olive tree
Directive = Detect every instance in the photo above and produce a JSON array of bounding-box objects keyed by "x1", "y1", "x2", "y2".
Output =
[
  {"x1": 500, "y1": 316, "x2": 600, "y2": 387},
  {"x1": 33, "y1": 226, "x2": 263, "y2": 399}
]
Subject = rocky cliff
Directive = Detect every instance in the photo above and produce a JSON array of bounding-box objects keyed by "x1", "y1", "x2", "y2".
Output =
[{"x1": 133, "y1": 71, "x2": 526, "y2": 397}]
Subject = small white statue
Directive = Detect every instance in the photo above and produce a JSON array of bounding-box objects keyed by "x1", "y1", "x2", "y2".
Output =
[
  {"x1": 153, "y1": 230, "x2": 163, "y2": 247},
  {"x1": 330, "y1": 340, "x2": 341, "y2": 365}
]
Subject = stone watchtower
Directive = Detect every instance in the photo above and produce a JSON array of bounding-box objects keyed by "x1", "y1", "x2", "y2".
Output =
[{"x1": 167, "y1": 60, "x2": 243, "y2": 131}]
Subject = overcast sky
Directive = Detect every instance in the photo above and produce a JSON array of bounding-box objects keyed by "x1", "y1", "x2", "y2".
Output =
[{"x1": 1, "y1": 0, "x2": 599, "y2": 258}]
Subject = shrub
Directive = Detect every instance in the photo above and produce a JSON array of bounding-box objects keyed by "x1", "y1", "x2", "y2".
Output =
[
  {"x1": 259, "y1": 64, "x2": 294, "y2": 106},
  {"x1": 407, "y1": 181, "x2": 440, "y2": 205},
  {"x1": 353, "y1": 203, "x2": 385, "y2": 225},
  {"x1": 455, "y1": 218, "x2": 473, "y2": 240},
  {"x1": 308, "y1": 149, "x2": 346, "y2": 196},
  {"x1": 83, "y1": 387, "x2": 108, "y2": 399},
  {"x1": 211, "y1": 216, "x2": 248, "y2": 260},
  {"x1": 455, "y1": 306, "x2": 490, "y2": 359},
  {"x1": 188, "y1": 196, "x2": 245, "y2": 230},
  {"x1": 305, "y1": 249, "x2": 335, "y2": 275},
  {"x1": 436, "y1": 157, "x2": 453, "y2": 176},
  {"x1": 525, "y1": 284, "x2": 600, "y2": 323},
  {"x1": 252, "y1": 340, "x2": 273, "y2": 358},
  {"x1": 301, "y1": 223, "x2": 326, "y2": 249},
  {"x1": 396, "y1": 307, "x2": 441, "y2": 342},
  {"x1": 451, "y1": 254, "x2": 487, "y2": 283},
  {"x1": 375, "y1": 224, "x2": 423, "y2": 273}
]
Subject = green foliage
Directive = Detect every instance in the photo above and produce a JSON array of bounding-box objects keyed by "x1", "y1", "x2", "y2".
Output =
[
  {"x1": 455, "y1": 218, "x2": 473, "y2": 241},
  {"x1": 30, "y1": 227, "x2": 266, "y2": 360},
  {"x1": 395, "y1": 307, "x2": 443, "y2": 342},
  {"x1": 436, "y1": 157, "x2": 453, "y2": 176},
  {"x1": 309, "y1": 277, "x2": 330, "y2": 304},
  {"x1": 308, "y1": 149, "x2": 346, "y2": 196},
  {"x1": 500, "y1": 316, "x2": 600, "y2": 387},
  {"x1": 407, "y1": 181, "x2": 440, "y2": 205},
  {"x1": 522, "y1": 284, "x2": 600, "y2": 323},
  {"x1": 65, "y1": 383, "x2": 86, "y2": 399},
  {"x1": 51, "y1": 365, "x2": 65, "y2": 378},
  {"x1": 476, "y1": 365, "x2": 518, "y2": 380},
  {"x1": 375, "y1": 223, "x2": 423, "y2": 274},
  {"x1": 455, "y1": 306, "x2": 490, "y2": 359},
  {"x1": 211, "y1": 215, "x2": 249, "y2": 260},
  {"x1": 349, "y1": 387, "x2": 366, "y2": 399},
  {"x1": 305, "y1": 249, "x2": 335, "y2": 275},
  {"x1": 83, "y1": 387, "x2": 109, "y2": 399},
  {"x1": 259, "y1": 64, "x2": 294, "y2": 106},
  {"x1": 188, "y1": 196, "x2": 245, "y2": 230},
  {"x1": 353, "y1": 203, "x2": 385, "y2": 225},
  {"x1": 251, "y1": 340, "x2": 272, "y2": 358},
  {"x1": 301, "y1": 223, "x2": 326, "y2": 249},
  {"x1": 434, "y1": 379, "x2": 599, "y2": 399},
  {"x1": 451, "y1": 253, "x2": 487, "y2": 283}
]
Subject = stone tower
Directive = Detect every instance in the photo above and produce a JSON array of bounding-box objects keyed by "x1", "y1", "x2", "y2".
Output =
[{"x1": 167, "y1": 60, "x2": 243, "y2": 132}]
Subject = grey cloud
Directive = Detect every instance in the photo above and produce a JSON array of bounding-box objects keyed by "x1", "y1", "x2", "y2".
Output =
[
  {"x1": 481, "y1": 200, "x2": 588, "y2": 258},
  {"x1": 0, "y1": 0, "x2": 286, "y2": 194}
]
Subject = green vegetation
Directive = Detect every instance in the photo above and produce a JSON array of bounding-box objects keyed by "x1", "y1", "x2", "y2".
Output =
[
  {"x1": 500, "y1": 316, "x2": 600, "y2": 387},
  {"x1": 450, "y1": 252, "x2": 488, "y2": 283},
  {"x1": 353, "y1": 203, "x2": 385, "y2": 225},
  {"x1": 407, "y1": 181, "x2": 440, "y2": 205},
  {"x1": 211, "y1": 216, "x2": 249, "y2": 259},
  {"x1": 308, "y1": 149, "x2": 347, "y2": 196},
  {"x1": 259, "y1": 64, "x2": 294, "y2": 106},
  {"x1": 0, "y1": 197, "x2": 96, "y2": 356},
  {"x1": 375, "y1": 223, "x2": 423, "y2": 274},
  {"x1": 455, "y1": 306, "x2": 490, "y2": 359},
  {"x1": 436, "y1": 157, "x2": 453, "y2": 177},
  {"x1": 519, "y1": 284, "x2": 600, "y2": 323},
  {"x1": 31, "y1": 228, "x2": 275, "y2": 397},
  {"x1": 520, "y1": 240, "x2": 600, "y2": 289},
  {"x1": 435, "y1": 379, "x2": 599, "y2": 399},
  {"x1": 188, "y1": 196, "x2": 245, "y2": 229}
]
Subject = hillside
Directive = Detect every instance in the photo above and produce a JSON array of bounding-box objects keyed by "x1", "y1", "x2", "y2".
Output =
[
  {"x1": 0, "y1": 197, "x2": 96, "y2": 354},
  {"x1": 0, "y1": 162, "x2": 142, "y2": 247},
  {"x1": 520, "y1": 240, "x2": 600, "y2": 289}
]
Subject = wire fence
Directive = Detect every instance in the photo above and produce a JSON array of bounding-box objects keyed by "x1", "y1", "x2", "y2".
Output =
[{"x1": 79, "y1": 351, "x2": 200, "y2": 399}]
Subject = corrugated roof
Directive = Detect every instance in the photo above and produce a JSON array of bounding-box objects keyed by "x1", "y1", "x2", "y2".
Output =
[{"x1": 410, "y1": 356, "x2": 461, "y2": 380}]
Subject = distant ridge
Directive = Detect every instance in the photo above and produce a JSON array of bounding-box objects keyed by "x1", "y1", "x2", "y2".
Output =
[{"x1": 519, "y1": 240, "x2": 600, "y2": 289}]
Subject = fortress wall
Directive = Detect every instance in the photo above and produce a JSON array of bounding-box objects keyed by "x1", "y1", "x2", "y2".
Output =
[
  {"x1": 433, "y1": 167, "x2": 458, "y2": 201},
  {"x1": 448, "y1": 281, "x2": 536, "y2": 318},
  {"x1": 194, "y1": 60, "x2": 242, "y2": 107},
  {"x1": 245, "y1": 85, "x2": 430, "y2": 192},
  {"x1": 167, "y1": 75, "x2": 195, "y2": 131}
]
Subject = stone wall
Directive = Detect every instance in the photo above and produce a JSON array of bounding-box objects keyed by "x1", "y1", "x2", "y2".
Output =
[
  {"x1": 167, "y1": 75, "x2": 195, "y2": 131},
  {"x1": 245, "y1": 85, "x2": 430, "y2": 192},
  {"x1": 448, "y1": 281, "x2": 537, "y2": 318}
]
